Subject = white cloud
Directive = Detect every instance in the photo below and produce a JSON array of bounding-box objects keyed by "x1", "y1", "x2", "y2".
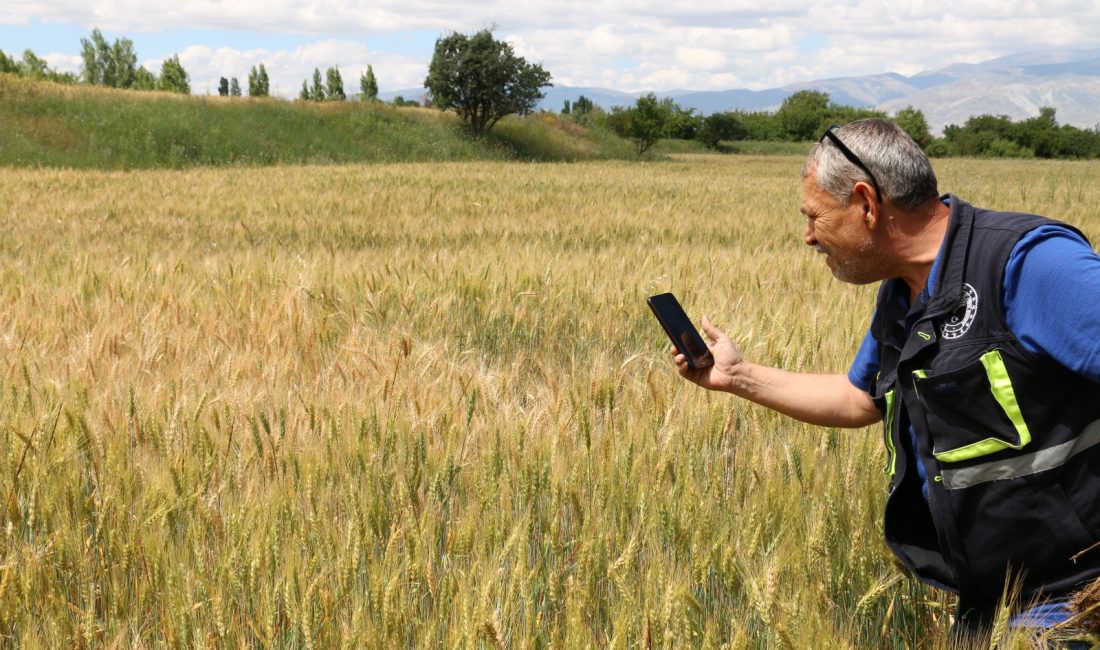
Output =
[
  {"x1": 675, "y1": 47, "x2": 726, "y2": 72},
  {"x1": 5, "y1": 1, "x2": 1100, "y2": 93}
]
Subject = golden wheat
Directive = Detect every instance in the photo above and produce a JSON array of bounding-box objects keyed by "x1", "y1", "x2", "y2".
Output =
[{"x1": 1, "y1": 157, "x2": 1098, "y2": 646}]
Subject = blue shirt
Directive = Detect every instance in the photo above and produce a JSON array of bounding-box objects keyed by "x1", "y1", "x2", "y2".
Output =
[{"x1": 849, "y1": 223, "x2": 1100, "y2": 392}]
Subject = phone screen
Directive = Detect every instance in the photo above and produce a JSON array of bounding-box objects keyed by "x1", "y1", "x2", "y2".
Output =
[{"x1": 647, "y1": 293, "x2": 714, "y2": 369}]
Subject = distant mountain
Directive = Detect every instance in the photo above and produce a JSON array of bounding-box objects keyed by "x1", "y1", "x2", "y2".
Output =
[
  {"x1": 537, "y1": 48, "x2": 1100, "y2": 134},
  {"x1": 384, "y1": 48, "x2": 1100, "y2": 134}
]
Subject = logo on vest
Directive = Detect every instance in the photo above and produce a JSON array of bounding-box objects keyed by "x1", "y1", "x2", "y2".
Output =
[{"x1": 942, "y1": 283, "x2": 978, "y2": 340}]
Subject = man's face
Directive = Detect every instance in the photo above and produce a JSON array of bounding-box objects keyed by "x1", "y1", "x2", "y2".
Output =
[{"x1": 800, "y1": 168, "x2": 888, "y2": 285}]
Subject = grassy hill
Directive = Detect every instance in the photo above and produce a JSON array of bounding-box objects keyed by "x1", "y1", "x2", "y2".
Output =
[{"x1": 0, "y1": 74, "x2": 636, "y2": 169}]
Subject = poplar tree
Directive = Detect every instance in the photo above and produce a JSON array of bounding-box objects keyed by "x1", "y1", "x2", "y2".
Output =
[
  {"x1": 359, "y1": 65, "x2": 378, "y2": 101},
  {"x1": 325, "y1": 66, "x2": 345, "y2": 100},
  {"x1": 247, "y1": 65, "x2": 270, "y2": 97},
  {"x1": 310, "y1": 68, "x2": 325, "y2": 101}
]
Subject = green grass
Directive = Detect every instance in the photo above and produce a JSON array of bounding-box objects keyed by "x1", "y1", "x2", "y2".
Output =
[
  {"x1": 720, "y1": 140, "x2": 815, "y2": 156},
  {"x1": 0, "y1": 74, "x2": 634, "y2": 169}
]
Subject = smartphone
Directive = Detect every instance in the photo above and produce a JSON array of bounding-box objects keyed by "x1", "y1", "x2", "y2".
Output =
[{"x1": 647, "y1": 292, "x2": 714, "y2": 370}]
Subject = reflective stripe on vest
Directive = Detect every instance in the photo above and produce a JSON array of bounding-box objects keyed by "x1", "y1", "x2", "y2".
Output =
[{"x1": 940, "y1": 418, "x2": 1100, "y2": 490}]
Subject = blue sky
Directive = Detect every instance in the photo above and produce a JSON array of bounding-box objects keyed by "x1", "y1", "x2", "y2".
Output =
[{"x1": 3, "y1": 2, "x2": 1100, "y2": 98}]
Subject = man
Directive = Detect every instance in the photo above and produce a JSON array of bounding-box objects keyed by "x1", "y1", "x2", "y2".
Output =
[{"x1": 672, "y1": 118, "x2": 1100, "y2": 641}]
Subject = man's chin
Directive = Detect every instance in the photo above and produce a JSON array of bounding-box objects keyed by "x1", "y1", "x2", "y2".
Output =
[{"x1": 828, "y1": 261, "x2": 879, "y2": 285}]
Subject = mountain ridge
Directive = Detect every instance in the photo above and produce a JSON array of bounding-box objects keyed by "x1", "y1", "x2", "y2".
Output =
[{"x1": 382, "y1": 48, "x2": 1100, "y2": 133}]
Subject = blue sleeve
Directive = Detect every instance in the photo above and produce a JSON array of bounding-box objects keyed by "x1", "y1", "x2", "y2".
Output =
[
  {"x1": 848, "y1": 327, "x2": 880, "y2": 391},
  {"x1": 1004, "y1": 225, "x2": 1100, "y2": 382}
]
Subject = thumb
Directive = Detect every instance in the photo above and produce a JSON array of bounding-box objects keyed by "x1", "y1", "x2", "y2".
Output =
[{"x1": 700, "y1": 315, "x2": 725, "y2": 343}]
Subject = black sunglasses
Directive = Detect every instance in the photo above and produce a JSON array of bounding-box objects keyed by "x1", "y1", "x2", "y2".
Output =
[{"x1": 819, "y1": 125, "x2": 882, "y2": 204}]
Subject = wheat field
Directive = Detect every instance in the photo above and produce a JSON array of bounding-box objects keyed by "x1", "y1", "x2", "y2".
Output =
[{"x1": 1, "y1": 156, "x2": 1099, "y2": 647}]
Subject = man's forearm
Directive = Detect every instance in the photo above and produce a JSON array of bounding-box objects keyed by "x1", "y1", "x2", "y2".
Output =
[{"x1": 727, "y1": 363, "x2": 880, "y2": 428}]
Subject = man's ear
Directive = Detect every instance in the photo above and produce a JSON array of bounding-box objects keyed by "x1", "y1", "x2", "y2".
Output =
[{"x1": 854, "y1": 180, "x2": 879, "y2": 229}]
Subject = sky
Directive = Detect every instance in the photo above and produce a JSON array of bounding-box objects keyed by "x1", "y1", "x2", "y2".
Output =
[{"x1": 3, "y1": 1, "x2": 1100, "y2": 99}]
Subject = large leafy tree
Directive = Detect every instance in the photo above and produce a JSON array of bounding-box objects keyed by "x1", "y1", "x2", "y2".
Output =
[
  {"x1": 424, "y1": 29, "x2": 551, "y2": 137},
  {"x1": 777, "y1": 89, "x2": 830, "y2": 141},
  {"x1": 698, "y1": 111, "x2": 748, "y2": 150},
  {"x1": 626, "y1": 93, "x2": 671, "y2": 156},
  {"x1": 893, "y1": 106, "x2": 932, "y2": 149}
]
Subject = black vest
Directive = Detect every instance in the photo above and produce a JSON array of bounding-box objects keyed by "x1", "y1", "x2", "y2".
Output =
[{"x1": 867, "y1": 195, "x2": 1100, "y2": 609}]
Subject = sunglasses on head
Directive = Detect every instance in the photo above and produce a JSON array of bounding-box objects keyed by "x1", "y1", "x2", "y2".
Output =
[{"x1": 819, "y1": 125, "x2": 882, "y2": 204}]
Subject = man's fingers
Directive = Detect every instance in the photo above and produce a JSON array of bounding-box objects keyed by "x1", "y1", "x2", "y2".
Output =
[{"x1": 701, "y1": 315, "x2": 725, "y2": 343}]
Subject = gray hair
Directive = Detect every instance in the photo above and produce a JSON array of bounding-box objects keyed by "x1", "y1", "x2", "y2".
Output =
[{"x1": 802, "y1": 118, "x2": 938, "y2": 211}]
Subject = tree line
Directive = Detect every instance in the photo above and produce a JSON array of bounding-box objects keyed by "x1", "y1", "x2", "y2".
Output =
[
  {"x1": 2, "y1": 28, "x2": 395, "y2": 105},
  {"x1": 0, "y1": 30, "x2": 193, "y2": 94},
  {"x1": 571, "y1": 88, "x2": 1100, "y2": 159},
  {"x1": 5, "y1": 28, "x2": 1098, "y2": 158}
]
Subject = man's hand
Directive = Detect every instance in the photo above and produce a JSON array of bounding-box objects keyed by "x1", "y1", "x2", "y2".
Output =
[
  {"x1": 669, "y1": 315, "x2": 879, "y2": 428},
  {"x1": 671, "y1": 316, "x2": 742, "y2": 394}
]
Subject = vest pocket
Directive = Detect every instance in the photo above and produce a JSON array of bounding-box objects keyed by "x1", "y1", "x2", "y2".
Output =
[{"x1": 912, "y1": 349, "x2": 1032, "y2": 463}]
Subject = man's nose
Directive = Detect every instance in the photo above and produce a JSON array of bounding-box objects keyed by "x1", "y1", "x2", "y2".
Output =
[{"x1": 804, "y1": 220, "x2": 816, "y2": 246}]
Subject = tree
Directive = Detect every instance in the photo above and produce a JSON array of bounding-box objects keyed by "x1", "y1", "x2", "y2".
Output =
[
  {"x1": 132, "y1": 66, "x2": 157, "y2": 90},
  {"x1": 777, "y1": 90, "x2": 830, "y2": 141},
  {"x1": 698, "y1": 112, "x2": 748, "y2": 150},
  {"x1": 299, "y1": 80, "x2": 310, "y2": 101},
  {"x1": 359, "y1": 65, "x2": 378, "y2": 101},
  {"x1": 325, "y1": 66, "x2": 345, "y2": 101},
  {"x1": 573, "y1": 95, "x2": 594, "y2": 115},
  {"x1": 19, "y1": 49, "x2": 50, "y2": 80},
  {"x1": 0, "y1": 47, "x2": 75, "y2": 83},
  {"x1": 894, "y1": 106, "x2": 932, "y2": 148},
  {"x1": 257, "y1": 64, "x2": 270, "y2": 96},
  {"x1": 229, "y1": 77, "x2": 241, "y2": 97},
  {"x1": 625, "y1": 93, "x2": 671, "y2": 156},
  {"x1": 310, "y1": 68, "x2": 325, "y2": 101},
  {"x1": 0, "y1": 48, "x2": 16, "y2": 74},
  {"x1": 159, "y1": 55, "x2": 190, "y2": 94},
  {"x1": 80, "y1": 29, "x2": 110, "y2": 85},
  {"x1": 79, "y1": 29, "x2": 137, "y2": 88},
  {"x1": 218, "y1": 76, "x2": 229, "y2": 96},
  {"x1": 663, "y1": 100, "x2": 701, "y2": 140},
  {"x1": 566, "y1": 95, "x2": 601, "y2": 126},
  {"x1": 424, "y1": 29, "x2": 552, "y2": 138},
  {"x1": 248, "y1": 64, "x2": 270, "y2": 97},
  {"x1": 739, "y1": 110, "x2": 784, "y2": 141},
  {"x1": 945, "y1": 114, "x2": 1015, "y2": 156},
  {"x1": 108, "y1": 38, "x2": 138, "y2": 88},
  {"x1": 1014, "y1": 106, "x2": 1059, "y2": 158}
]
